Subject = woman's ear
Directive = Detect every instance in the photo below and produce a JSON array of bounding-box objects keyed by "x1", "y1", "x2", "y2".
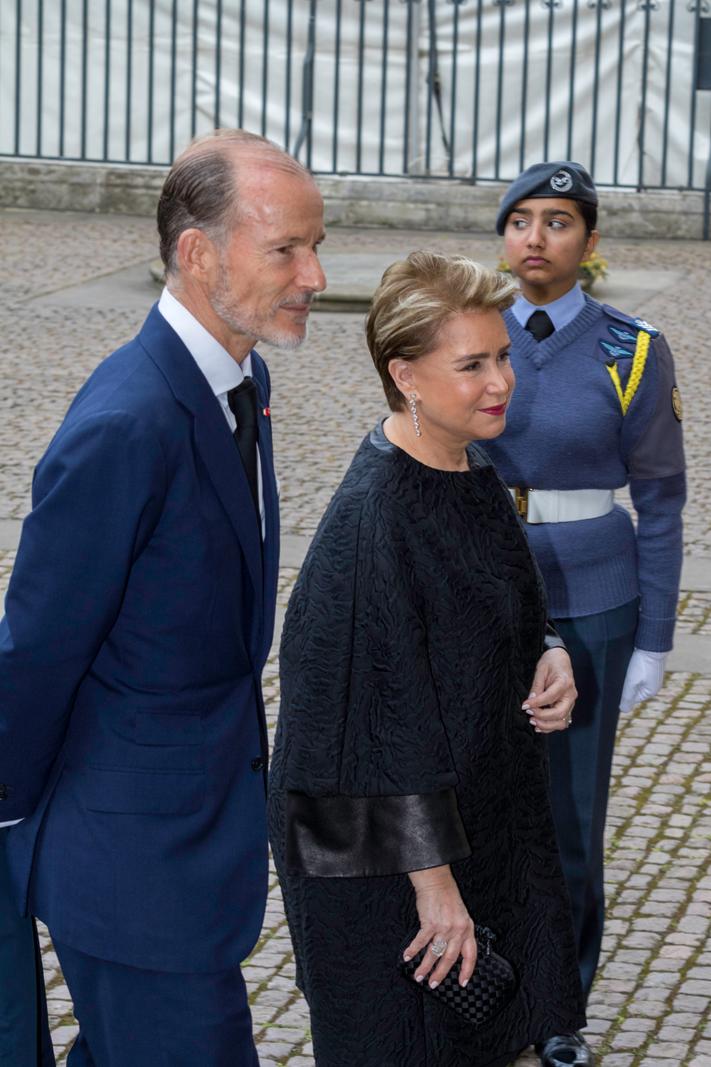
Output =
[
  {"x1": 388, "y1": 358, "x2": 416, "y2": 402},
  {"x1": 583, "y1": 229, "x2": 600, "y2": 261}
]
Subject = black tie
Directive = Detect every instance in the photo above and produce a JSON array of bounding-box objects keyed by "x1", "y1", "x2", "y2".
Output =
[
  {"x1": 525, "y1": 309, "x2": 555, "y2": 342},
  {"x1": 227, "y1": 378, "x2": 259, "y2": 519}
]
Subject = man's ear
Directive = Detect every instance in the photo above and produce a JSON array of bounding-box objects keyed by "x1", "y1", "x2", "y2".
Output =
[
  {"x1": 388, "y1": 358, "x2": 416, "y2": 402},
  {"x1": 176, "y1": 228, "x2": 218, "y2": 282}
]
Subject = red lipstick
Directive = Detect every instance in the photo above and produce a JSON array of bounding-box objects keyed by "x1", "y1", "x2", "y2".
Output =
[{"x1": 480, "y1": 404, "x2": 507, "y2": 416}]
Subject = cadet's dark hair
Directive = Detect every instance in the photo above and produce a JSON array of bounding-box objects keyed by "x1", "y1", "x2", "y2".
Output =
[
  {"x1": 157, "y1": 129, "x2": 309, "y2": 275},
  {"x1": 578, "y1": 200, "x2": 598, "y2": 235}
]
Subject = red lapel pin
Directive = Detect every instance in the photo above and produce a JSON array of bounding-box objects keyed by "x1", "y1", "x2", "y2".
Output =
[{"x1": 262, "y1": 407, "x2": 270, "y2": 418}]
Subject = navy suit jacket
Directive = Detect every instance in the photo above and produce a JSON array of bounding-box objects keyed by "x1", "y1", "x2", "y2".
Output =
[{"x1": 0, "y1": 306, "x2": 279, "y2": 972}]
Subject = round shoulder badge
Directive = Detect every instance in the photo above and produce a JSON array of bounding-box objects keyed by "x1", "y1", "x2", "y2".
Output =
[
  {"x1": 671, "y1": 385, "x2": 683, "y2": 422},
  {"x1": 550, "y1": 169, "x2": 574, "y2": 193}
]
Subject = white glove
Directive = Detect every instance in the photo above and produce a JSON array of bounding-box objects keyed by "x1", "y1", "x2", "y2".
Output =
[{"x1": 619, "y1": 648, "x2": 667, "y2": 713}]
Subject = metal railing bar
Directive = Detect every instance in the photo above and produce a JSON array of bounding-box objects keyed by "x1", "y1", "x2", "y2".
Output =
[
  {"x1": 660, "y1": 0, "x2": 674, "y2": 186},
  {"x1": 590, "y1": 0, "x2": 604, "y2": 175},
  {"x1": 215, "y1": 0, "x2": 223, "y2": 129},
  {"x1": 613, "y1": 0, "x2": 626, "y2": 186},
  {"x1": 403, "y1": 0, "x2": 414, "y2": 174},
  {"x1": 14, "y1": 0, "x2": 22, "y2": 157},
  {"x1": 378, "y1": 0, "x2": 390, "y2": 176},
  {"x1": 543, "y1": 3, "x2": 554, "y2": 161},
  {"x1": 519, "y1": 0, "x2": 531, "y2": 173},
  {"x1": 237, "y1": 0, "x2": 246, "y2": 129},
  {"x1": 566, "y1": 0, "x2": 579, "y2": 160},
  {"x1": 425, "y1": 0, "x2": 436, "y2": 175},
  {"x1": 36, "y1": 0, "x2": 43, "y2": 157},
  {"x1": 169, "y1": 0, "x2": 177, "y2": 161},
  {"x1": 494, "y1": 4, "x2": 506, "y2": 178},
  {"x1": 125, "y1": 0, "x2": 133, "y2": 160},
  {"x1": 284, "y1": 0, "x2": 294, "y2": 148},
  {"x1": 292, "y1": 0, "x2": 316, "y2": 169},
  {"x1": 80, "y1": 0, "x2": 88, "y2": 160},
  {"x1": 471, "y1": 0, "x2": 483, "y2": 180},
  {"x1": 638, "y1": 0, "x2": 653, "y2": 189},
  {"x1": 103, "y1": 0, "x2": 112, "y2": 161},
  {"x1": 192, "y1": 0, "x2": 199, "y2": 138},
  {"x1": 688, "y1": 8, "x2": 700, "y2": 189},
  {"x1": 356, "y1": 0, "x2": 367, "y2": 173},
  {"x1": 260, "y1": 0, "x2": 269, "y2": 136},
  {"x1": 332, "y1": 0, "x2": 342, "y2": 173},
  {"x1": 448, "y1": 0, "x2": 460, "y2": 178},
  {"x1": 59, "y1": 0, "x2": 66, "y2": 157},
  {"x1": 148, "y1": 0, "x2": 156, "y2": 161}
]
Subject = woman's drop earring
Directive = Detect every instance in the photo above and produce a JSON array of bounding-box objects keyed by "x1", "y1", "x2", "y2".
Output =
[{"x1": 408, "y1": 393, "x2": 422, "y2": 437}]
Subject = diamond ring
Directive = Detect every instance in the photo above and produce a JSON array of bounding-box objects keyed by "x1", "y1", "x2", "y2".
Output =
[{"x1": 429, "y1": 936, "x2": 448, "y2": 958}]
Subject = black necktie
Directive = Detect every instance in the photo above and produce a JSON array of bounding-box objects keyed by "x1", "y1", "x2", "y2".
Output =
[
  {"x1": 525, "y1": 309, "x2": 555, "y2": 342},
  {"x1": 227, "y1": 378, "x2": 259, "y2": 519}
]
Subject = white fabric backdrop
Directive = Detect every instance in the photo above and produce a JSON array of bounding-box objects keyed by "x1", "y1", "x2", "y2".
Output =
[{"x1": 1, "y1": 0, "x2": 709, "y2": 188}]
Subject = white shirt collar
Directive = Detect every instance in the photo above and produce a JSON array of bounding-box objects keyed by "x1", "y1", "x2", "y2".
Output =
[
  {"x1": 157, "y1": 287, "x2": 252, "y2": 395},
  {"x1": 511, "y1": 282, "x2": 585, "y2": 333}
]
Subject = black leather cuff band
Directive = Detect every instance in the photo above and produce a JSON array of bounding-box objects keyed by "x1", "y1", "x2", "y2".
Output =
[{"x1": 285, "y1": 788, "x2": 471, "y2": 878}]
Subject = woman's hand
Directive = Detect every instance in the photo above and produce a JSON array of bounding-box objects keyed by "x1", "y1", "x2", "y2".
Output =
[
  {"x1": 523, "y1": 647, "x2": 577, "y2": 733},
  {"x1": 404, "y1": 865, "x2": 477, "y2": 989}
]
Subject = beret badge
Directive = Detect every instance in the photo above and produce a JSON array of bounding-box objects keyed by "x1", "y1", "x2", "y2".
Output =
[{"x1": 550, "y1": 169, "x2": 574, "y2": 193}]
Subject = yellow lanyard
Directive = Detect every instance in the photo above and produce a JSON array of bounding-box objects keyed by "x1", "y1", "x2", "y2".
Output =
[{"x1": 605, "y1": 329, "x2": 651, "y2": 415}]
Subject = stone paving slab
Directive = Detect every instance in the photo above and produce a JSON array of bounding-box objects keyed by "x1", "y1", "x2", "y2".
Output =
[{"x1": 0, "y1": 209, "x2": 709, "y2": 1065}]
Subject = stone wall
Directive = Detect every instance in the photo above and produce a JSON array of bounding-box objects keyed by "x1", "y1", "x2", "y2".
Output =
[{"x1": 0, "y1": 159, "x2": 705, "y2": 239}]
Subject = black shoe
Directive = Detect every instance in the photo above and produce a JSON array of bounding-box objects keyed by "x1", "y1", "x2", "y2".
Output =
[{"x1": 535, "y1": 1032, "x2": 595, "y2": 1067}]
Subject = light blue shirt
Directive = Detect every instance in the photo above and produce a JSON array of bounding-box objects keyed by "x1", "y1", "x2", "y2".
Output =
[{"x1": 511, "y1": 282, "x2": 586, "y2": 333}]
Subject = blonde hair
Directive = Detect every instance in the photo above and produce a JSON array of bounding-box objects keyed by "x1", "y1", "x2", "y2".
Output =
[{"x1": 366, "y1": 251, "x2": 517, "y2": 411}]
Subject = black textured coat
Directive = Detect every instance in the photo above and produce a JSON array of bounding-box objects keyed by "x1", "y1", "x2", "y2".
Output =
[{"x1": 268, "y1": 428, "x2": 585, "y2": 1067}]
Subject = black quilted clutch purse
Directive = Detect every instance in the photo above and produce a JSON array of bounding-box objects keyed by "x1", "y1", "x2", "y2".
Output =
[{"x1": 399, "y1": 926, "x2": 517, "y2": 1029}]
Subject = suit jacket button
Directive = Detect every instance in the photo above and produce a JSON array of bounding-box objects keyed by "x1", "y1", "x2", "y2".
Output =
[{"x1": 250, "y1": 757, "x2": 264, "y2": 772}]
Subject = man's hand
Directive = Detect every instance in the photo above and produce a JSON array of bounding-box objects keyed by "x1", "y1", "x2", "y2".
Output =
[{"x1": 523, "y1": 647, "x2": 577, "y2": 733}]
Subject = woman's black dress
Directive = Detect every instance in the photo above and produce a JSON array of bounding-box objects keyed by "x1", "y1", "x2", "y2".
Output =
[{"x1": 268, "y1": 426, "x2": 585, "y2": 1067}]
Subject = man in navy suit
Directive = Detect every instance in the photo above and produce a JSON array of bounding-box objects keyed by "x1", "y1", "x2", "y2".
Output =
[{"x1": 0, "y1": 129, "x2": 326, "y2": 1065}]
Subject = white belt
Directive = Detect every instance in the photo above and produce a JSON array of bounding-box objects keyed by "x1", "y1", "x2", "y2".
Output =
[{"x1": 509, "y1": 487, "x2": 615, "y2": 524}]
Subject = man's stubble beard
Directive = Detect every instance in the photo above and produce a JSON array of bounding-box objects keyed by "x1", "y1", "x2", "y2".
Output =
[{"x1": 210, "y1": 271, "x2": 310, "y2": 352}]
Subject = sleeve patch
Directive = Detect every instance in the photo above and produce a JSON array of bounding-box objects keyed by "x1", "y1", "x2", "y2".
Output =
[{"x1": 672, "y1": 386, "x2": 683, "y2": 422}]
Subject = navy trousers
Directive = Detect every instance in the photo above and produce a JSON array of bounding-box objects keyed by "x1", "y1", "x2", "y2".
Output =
[
  {"x1": 547, "y1": 600, "x2": 638, "y2": 1002},
  {"x1": 0, "y1": 830, "x2": 54, "y2": 1067},
  {"x1": 53, "y1": 939, "x2": 260, "y2": 1067}
]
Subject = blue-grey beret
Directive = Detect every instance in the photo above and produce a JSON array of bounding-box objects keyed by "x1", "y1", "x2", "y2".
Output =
[{"x1": 495, "y1": 161, "x2": 598, "y2": 234}]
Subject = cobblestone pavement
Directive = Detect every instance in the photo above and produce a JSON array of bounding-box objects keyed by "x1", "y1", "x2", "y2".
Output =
[{"x1": 1, "y1": 209, "x2": 710, "y2": 1065}]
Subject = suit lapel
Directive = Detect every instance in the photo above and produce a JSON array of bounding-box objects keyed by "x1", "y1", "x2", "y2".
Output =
[
  {"x1": 138, "y1": 306, "x2": 263, "y2": 602},
  {"x1": 253, "y1": 372, "x2": 280, "y2": 663}
]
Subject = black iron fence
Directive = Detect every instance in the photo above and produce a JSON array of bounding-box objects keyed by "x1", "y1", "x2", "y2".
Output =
[{"x1": 1, "y1": 0, "x2": 710, "y2": 192}]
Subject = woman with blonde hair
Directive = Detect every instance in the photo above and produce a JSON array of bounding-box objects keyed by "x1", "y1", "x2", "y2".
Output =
[{"x1": 269, "y1": 251, "x2": 585, "y2": 1066}]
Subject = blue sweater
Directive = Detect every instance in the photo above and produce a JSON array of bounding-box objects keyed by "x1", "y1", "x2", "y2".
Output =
[{"x1": 482, "y1": 295, "x2": 685, "y2": 652}]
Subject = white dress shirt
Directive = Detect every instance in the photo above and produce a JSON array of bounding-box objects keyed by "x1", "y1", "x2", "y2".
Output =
[{"x1": 157, "y1": 288, "x2": 266, "y2": 538}]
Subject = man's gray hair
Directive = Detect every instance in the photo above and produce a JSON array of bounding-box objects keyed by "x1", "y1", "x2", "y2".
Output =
[{"x1": 157, "y1": 129, "x2": 310, "y2": 275}]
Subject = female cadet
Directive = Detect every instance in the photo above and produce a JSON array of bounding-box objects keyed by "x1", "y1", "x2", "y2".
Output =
[{"x1": 482, "y1": 161, "x2": 686, "y2": 1067}]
